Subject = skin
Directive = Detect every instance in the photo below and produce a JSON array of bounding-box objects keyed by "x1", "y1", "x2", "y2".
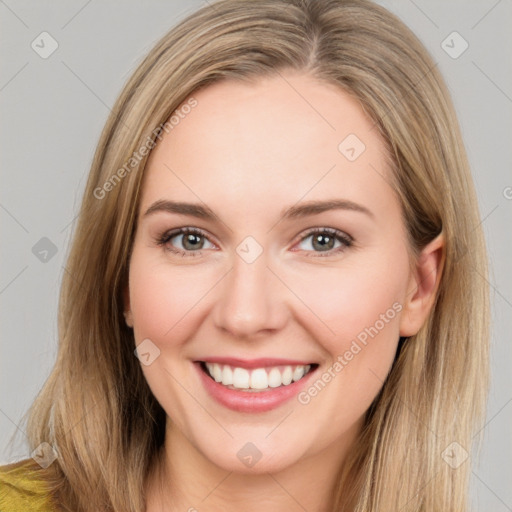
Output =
[{"x1": 124, "y1": 71, "x2": 444, "y2": 511}]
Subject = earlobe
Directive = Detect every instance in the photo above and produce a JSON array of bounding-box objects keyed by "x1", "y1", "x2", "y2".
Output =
[
  {"x1": 399, "y1": 232, "x2": 445, "y2": 337},
  {"x1": 122, "y1": 285, "x2": 134, "y2": 328},
  {"x1": 124, "y1": 311, "x2": 134, "y2": 328}
]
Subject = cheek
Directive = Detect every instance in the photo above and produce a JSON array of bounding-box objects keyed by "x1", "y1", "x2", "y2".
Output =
[
  {"x1": 128, "y1": 251, "x2": 215, "y2": 345},
  {"x1": 289, "y1": 249, "x2": 408, "y2": 394},
  {"x1": 127, "y1": 250, "x2": 215, "y2": 428},
  {"x1": 287, "y1": 264, "x2": 406, "y2": 430}
]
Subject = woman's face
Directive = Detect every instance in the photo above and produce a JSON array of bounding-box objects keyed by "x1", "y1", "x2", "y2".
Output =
[{"x1": 125, "y1": 72, "x2": 435, "y2": 474}]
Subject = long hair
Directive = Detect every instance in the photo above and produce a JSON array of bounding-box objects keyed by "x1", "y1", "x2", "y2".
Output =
[{"x1": 18, "y1": 0, "x2": 489, "y2": 510}]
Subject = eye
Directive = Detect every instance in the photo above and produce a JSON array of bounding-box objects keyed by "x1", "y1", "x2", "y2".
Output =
[
  {"x1": 156, "y1": 227, "x2": 215, "y2": 257},
  {"x1": 155, "y1": 226, "x2": 353, "y2": 258},
  {"x1": 294, "y1": 227, "x2": 353, "y2": 257}
]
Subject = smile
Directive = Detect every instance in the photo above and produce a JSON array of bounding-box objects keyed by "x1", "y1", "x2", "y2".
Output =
[
  {"x1": 194, "y1": 358, "x2": 319, "y2": 413},
  {"x1": 201, "y1": 361, "x2": 315, "y2": 391}
]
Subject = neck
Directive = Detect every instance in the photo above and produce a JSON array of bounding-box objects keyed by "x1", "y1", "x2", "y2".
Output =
[{"x1": 145, "y1": 418, "x2": 362, "y2": 512}]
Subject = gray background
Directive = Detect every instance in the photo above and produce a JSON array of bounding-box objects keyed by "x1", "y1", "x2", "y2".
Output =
[{"x1": 1, "y1": 1, "x2": 510, "y2": 510}]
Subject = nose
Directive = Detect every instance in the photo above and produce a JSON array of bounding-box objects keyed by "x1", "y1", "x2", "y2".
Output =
[{"x1": 212, "y1": 247, "x2": 288, "y2": 339}]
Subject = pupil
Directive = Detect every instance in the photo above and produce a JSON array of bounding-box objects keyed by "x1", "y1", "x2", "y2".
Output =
[
  {"x1": 183, "y1": 233, "x2": 202, "y2": 250},
  {"x1": 313, "y1": 234, "x2": 333, "y2": 251}
]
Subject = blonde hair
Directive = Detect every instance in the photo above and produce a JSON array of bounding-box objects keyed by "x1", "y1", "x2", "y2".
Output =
[{"x1": 17, "y1": 0, "x2": 489, "y2": 510}]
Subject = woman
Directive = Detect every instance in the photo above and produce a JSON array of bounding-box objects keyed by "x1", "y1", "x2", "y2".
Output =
[{"x1": 0, "y1": 0, "x2": 489, "y2": 510}]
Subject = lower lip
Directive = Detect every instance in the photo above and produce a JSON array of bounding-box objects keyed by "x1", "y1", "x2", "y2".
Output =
[{"x1": 194, "y1": 362, "x2": 317, "y2": 413}]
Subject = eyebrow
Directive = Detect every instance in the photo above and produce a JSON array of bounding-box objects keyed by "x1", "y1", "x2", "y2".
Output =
[{"x1": 143, "y1": 198, "x2": 374, "y2": 221}]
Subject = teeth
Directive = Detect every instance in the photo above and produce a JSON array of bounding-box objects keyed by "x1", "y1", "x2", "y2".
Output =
[
  {"x1": 232, "y1": 367, "x2": 250, "y2": 389},
  {"x1": 212, "y1": 363, "x2": 222, "y2": 382},
  {"x1": 250, "y1": 368, "x2": 268, "y2": 390},
  {"x1": 282, "y1": 366, "x2": 293, "y2": 385},
  {"x1": 268, "y1": 368, "x2": 282, "y2": 388},
  {"x1": 293, "y1": 365, "x2": 305, "y2": 381},
  {"x1": 221, "y1": 365, "x2": 233, "y2": 385},
  {"x1": 204, "y1": 362, "x2": 312, "y2": 391}
]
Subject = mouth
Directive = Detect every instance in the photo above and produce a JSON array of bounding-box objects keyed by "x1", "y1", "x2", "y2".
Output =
[
  {"x1": 197, "y1": 360, "x2": 319, "y2": 393},
  {"x1": 193, "y1": 356, "x2": 320, "y2": 412}
]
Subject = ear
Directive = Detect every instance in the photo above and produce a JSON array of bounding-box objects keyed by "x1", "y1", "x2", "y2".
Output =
[
  {"x1": 123, "y1": 284, "x2": 134, "y2": 328},
  {"x1": 399, "y1": 233, "x2": 445, "y2": 337}
]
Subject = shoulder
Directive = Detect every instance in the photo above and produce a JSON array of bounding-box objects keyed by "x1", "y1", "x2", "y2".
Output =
[{"x1": 0, "y1": 458, "x2": 58, "y2": 512}]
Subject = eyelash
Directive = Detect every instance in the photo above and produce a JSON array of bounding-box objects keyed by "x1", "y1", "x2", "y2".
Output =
[{"x1": 155, "y1": 227, "x2": 353, "y2": 258}]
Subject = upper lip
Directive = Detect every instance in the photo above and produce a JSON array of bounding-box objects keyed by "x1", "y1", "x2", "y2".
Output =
[{"x1": 196, "y1": 357, "x2": 316, "y2": 369}]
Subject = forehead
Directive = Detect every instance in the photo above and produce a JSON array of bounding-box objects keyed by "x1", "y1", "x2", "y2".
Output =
[{"x1": 140, "y1": 72, "x2": 395, "y2": 222}]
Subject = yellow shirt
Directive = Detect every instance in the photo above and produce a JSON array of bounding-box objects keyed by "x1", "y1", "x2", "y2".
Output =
[{"x1": 0, "y1": 458, "x2": 57, "y2": 512}]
